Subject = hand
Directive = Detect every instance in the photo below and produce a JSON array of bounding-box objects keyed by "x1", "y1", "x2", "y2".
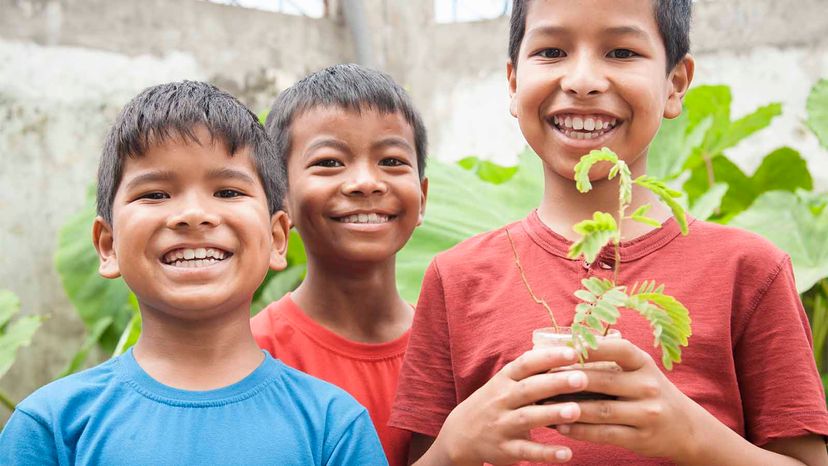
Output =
[
  {"x1": 555, "y1": 338, "x2": 704, "y2": 461},
  {"x1": 433, "y1": 346, "x2": 590, "y2": 465}
]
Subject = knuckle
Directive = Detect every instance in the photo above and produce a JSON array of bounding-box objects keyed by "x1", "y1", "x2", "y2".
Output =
[
  {"x1": 644, "y1": 402, "x2": 664, "y2": 418},
  {"x1": 641, "y1": 380, "x2": 661, "y2": 398},
  {"x1": 598, "y1": 402, "x2": 612, "y2": 420}
]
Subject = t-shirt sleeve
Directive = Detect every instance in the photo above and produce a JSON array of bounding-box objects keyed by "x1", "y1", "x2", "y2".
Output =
[
  {"x1": 0, "y1": 407, "x2": 58, "y2": 466},
  {"x1": 389, "y1": 260, "x2": 457, "y2": 437},
  {"x1": 325, "y1": 410, "x2": 388, "y2": 466},
  {"x1": 734, "y1": 255, "x2": 828, "y2": 446}
]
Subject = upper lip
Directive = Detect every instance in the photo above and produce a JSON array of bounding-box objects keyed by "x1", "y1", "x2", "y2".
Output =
[{"x1": 546, "y1": 107, "x2": 622, "y2": 120}]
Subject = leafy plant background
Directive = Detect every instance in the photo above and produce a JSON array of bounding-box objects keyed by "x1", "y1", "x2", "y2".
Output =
[{"x1": 3, "y1": 79, "x2": 827, "y2": 413}]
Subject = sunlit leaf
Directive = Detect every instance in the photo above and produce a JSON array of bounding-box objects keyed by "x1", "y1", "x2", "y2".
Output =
[{"x1": 806, "y1": 79, "x2": 828, "y2": 149}]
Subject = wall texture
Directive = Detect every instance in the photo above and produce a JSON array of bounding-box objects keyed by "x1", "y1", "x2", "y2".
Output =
[{"x1": 1, "y1": 0, "x2": 827, "y2": 414}]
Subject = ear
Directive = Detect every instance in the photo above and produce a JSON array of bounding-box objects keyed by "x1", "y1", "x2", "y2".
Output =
[
  {"x1": 416, "y1": 177, "x2": 429, "y2": 227},
  {"x1": 507, "y1": 60, "x2": 518, "y2": 118},
  {"x1": 93, "y1": 216, "x2": 121, "y2": 279},
  {"x1": 664, "y1": 54, "x2": 695, "y2": 119},
  {"x1": 269, "y1": 210, "x2": 290, "y2": 271}
]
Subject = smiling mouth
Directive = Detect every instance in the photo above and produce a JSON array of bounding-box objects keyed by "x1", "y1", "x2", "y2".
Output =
[
  {"x1": 549, "y1": 113, "x2": 620, "y2": 140},
  {"x1": 162, "y1": 247, "x2": 233, "y2": 268},
  {"x1": 334, "y1": 213, "x2": 395, "y2": 224}
]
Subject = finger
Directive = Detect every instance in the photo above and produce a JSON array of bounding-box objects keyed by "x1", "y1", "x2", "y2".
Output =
[
  {"x1": 505, "y1": 370, "x2": 588, "y2": 407},
  {"x1": 503, "y1": 347, "x2": 579, "y2": 381},
  {"x1": 581, "y1": 367, "x2": 661, "y2": 399},
  {"x1": 505, "y1": 402, "x2": 581, "y2": 432},
  {"x1": 582, "y1": 338, "x2": 652, "y2": 371},
  {"x1": 573, "y1": 399, "x2": 653, "y2": 426},
  {"x1": 557, "y1": 422, "x2": 639, "y2": 448},
  {"x1": 502, "y1": 439, "x2": 573, "y2": 464}
]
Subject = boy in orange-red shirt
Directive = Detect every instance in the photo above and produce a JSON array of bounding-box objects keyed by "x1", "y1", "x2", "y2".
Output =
[{"x1": 251, "y1": 64, "x2": 428, "y2": 466}]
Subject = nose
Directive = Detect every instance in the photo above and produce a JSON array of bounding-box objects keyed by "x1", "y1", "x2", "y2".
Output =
[
  {"x1": 560, "y1": 53, "x2": 609, "y2": 97},
  {"x1": 166, "y1": 194, "x2": 221, "y2": 229},
  {"x1": 341, "y1": 163, "x2": 388, "y2": 197}
]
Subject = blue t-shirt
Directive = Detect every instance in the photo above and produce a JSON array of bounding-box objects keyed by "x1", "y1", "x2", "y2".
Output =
[{"x1": 0, "y1": 349, "x2": 387, "y2": 465}]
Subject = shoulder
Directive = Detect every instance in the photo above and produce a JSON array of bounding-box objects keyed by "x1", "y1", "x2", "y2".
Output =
[
  {"x1": 14, "y1": 357, "x2": 120, "y2": 424},
  {"x1": 684, "y1": 219, "x2": 788, "y2": 269},
  {"x1": 272, "y1": 360, "x2": 367, "y2": 419},
  {"x1": 429, "y1": 220, "x2": 518, "y2": 277}
]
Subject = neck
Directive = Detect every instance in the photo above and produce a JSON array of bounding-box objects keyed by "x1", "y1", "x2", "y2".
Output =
[
  {"x1": 133, "y1": 301, "x2": 263, "y2": 390},
  {"x1": 291, "y1": 255, "x2": 412, "y2": 344},
  {"x1": 537, "y1": 153, "x2": 671, "y2": 242}
]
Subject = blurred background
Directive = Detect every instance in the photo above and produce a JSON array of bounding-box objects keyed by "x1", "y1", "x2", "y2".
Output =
[{"x1": 1, "y1": 0, "x2": 828, "y2": 425}]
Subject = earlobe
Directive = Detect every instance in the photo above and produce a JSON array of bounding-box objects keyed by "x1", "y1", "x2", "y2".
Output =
[
  {"x1": 417, "y1": 177, "x2": 429, "y2": 226},
  {"x1": 269, "y1": 211, "x2": 290, "y2": 271},
  {"x1": 664, "y1": 54, "x2": 695, "y2": 119},
  {"x1": 92, "y1": 216, "x2": 121, "y2": 279},
  {"x1": 507, "y1": 60, "x2": 518, "y2": 118}
]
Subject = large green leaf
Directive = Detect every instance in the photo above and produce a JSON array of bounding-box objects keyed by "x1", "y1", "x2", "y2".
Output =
[
  {"x1": 648, "y1": 113, "x2": 712, "y2": 180},
  {"x1": 396, "y1": 148, "x2": 543, "y2": 302},
  {"x1": 751, "y1": 147, "x2": 813, "y2": 193},
  {"x1": 251, "y1": 230, "x2": 307, "y2": 314},
  {"x1": 55, "y1": 187, "x2": 133, "y2": 350},
  {"x1": 730, "y1": 191, "x2": 828, "y2": 293},
  {"x1": 456, "y1": 157, "x2": 518, "y2": 185},
  {"x1": 807, "y1": 79, "x2": 828, "y2": 149},
  {"x1": 0, "y1": 290, "x2": 43, "y2": 380}
]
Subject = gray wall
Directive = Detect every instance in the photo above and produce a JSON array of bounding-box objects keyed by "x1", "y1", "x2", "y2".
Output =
[{"x1": 2, "y1": 0, "x2": 827, "y2": 414}]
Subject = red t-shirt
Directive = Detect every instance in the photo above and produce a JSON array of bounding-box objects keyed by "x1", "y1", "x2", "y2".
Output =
[
  {"x1": 251, "y1": 294, "x2": 411, "y2": 466},
  {"x1": 390, "y1": 210, "x2": 828, "y2": 465}
]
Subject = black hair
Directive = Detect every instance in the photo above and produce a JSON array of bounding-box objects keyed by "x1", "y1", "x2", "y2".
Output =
[
  {"x1": 264, "y1": 63, "x2": 428, "y2": 180},
  {"x1": 508, "y1": 0, "x2": 692, "y2": 73},
  {"x1": 96, "y1": 80, "x2": 285, "y2": 225}
]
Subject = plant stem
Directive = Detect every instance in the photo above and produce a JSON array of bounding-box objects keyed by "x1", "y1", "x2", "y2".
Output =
[
  {"x1": 505, "y1": 228, "x2": 560, "y2": 332},
  {"x1": 0, "y1": 390, "x2": 16, "y2": 412}
]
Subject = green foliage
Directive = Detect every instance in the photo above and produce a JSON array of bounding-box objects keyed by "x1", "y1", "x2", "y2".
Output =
[
  {"x1": 55, "y1": 187, "x2": 131, "y2": 351},
  {"x1": 251, "y1": 230, "x2": 308, "y2": 315},
  {"x1": 568, "y1": 213, "x2": 618, "y2": 264},
  {"x1": 396, "y1": 149, "x2": 542, "y2": 301},
  {"x1": 567, "y1": 148, "x2": 692, "y2": 369},
  {"x1": 456, "y1": 157, "x2": 519, "y2": 185},
  {"x1": 0, "y1": 291, "x2": 42, "y2": 381},
  {"x1": 807, "y1": 79, "x2": 828, "y2": 148},
  {"x1": 730, "y1": 191, "x2": 828, "y2": 293}
]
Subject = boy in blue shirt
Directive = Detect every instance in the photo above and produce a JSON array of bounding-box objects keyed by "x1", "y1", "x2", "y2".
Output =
[{"x1": 0, "y1": 81, "x2": 386, "y2": 466}]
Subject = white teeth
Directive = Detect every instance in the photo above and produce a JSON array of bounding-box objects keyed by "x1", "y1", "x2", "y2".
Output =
[
  {"x1": 564, "y1": 116, "x2": 572, "y2": 128},
  {"x1": 195, "y1": 248, "x2": 207, "y2": 259},
  {"x1": 164, "y1": 247, "x2": 229, "y2": 265},
  {"x1": 595, "y1": 120, "x2": 604, "y2": 130},
  {"x1": 338, "y1": 213, "x2": 391, "y2": 224},
  {"x1": 572, "y1": 117, "x2": 584, "y2": 130},
  {"x1": 583, "y1": 118, "x2": 595, "y2": 131},
  {"x1": 183, "y1": 249, "x2": 195, "y2": 260}
]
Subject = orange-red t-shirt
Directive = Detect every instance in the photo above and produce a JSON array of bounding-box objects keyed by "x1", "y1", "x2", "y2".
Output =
[
  {"x1": 390, "y1": 210, "x2": 828, "y2": 465},
  {"x1": 252, "y1": 294, "x2": 411, "y2": 466}
]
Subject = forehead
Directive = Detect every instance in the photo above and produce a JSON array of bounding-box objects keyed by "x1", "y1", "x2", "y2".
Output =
[
  {"x1": 289, "y1": 105, "x2": 416, "y2": 148},
  {"x1": 524, "y1": 0, "x2": 660, "y2": 41}
]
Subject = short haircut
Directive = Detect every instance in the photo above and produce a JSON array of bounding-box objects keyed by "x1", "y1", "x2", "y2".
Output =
[
  {"x1": 508, "y1": 0, "x2": 692, "y2": 73},
  {"x1": 265, "y1": 64, "x2": 428, "y2": 180},
  {"x1": 96, "y1": 81, "x2": 285, "y2": 225}
]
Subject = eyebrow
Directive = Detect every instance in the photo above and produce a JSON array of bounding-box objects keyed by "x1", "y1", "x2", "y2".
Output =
[
  {"x1": 123, "y1": 170, "x2": 176, "y2": 191},
  {"x1": 304, "y1": 138, "x2": 351, "y2": 158},
  {"x1": 372, "y1": 136, "x2": 415, "y2": 154},
  {"x1": 525, "y1": 25, "x2": 650, "y2": 41},
  {"x1": 205, "y1": 167, "x2": 257, "y2": 184}
]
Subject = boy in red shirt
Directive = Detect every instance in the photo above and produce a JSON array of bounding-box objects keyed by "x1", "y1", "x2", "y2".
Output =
[
  {"x1": 251, "y1": 64, "x2": 428, "y2": 466},
  {"x1": 391, "y1": 1, "x2": 828, "y2": 464}
]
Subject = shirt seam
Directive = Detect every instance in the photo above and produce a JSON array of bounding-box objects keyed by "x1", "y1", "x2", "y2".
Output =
[
  {"x1": 734, "y1": 254, "x2": 787, "y2": 345},
  {"x1": 432, "y1": 257, "x2": 459, "y2": 413},
  {"x1": 323, "y1": 408, "x2": 372, "y2": 464}
]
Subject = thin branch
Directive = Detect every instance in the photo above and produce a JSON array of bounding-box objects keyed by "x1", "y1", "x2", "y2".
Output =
[
  {"x1": 505, "y1": 228, "x2": 560, "y2": 331},
  {"x1": 0, "y1": 390, "x2": 16, "y2": 412}
]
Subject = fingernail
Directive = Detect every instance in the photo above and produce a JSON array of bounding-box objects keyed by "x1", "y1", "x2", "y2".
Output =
[
  {"x1": 561, "y1": 348, "x2": 576, "y2": 360},
  {"x1": 555, "y1": 449, "x2": 571, "y2": 461},
  {"x1": 558, "y1": 424, "x2": 571, "y2": 435},
  {"x1": 567, "y1": 372, "x2": 585, "y2": 387},
  {"x1": 560, "y1": 404, "x2": 575, "y2": 419}
]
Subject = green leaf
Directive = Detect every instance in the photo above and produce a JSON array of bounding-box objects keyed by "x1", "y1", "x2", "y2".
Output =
[
  {"x1": 806, "y1": 79, "x2": 828, "y2": 149},
  {"x1": 631, "y1": 204, "x2": 652, "y2": 218},
  {"x1": 730, "y1": 191, "x2": 828, "y2": 293},
  {"x1": 689, "y1": 182, "x2": 728, "y2": 221},
  {"x1": 112, "y1": 312, "x2": 142, "y2": 357},
  {"x1": 574, "y1": 289, "x2": 596, "y2": 303},
  {"x1": 628, "y1": 291, "x2": 692, "y2": 370},
  {"x1": 634, "y1": 176, "x2": 688, "y2": 234},
  {"x1": 251, "y1": 264, "x2": 307, "y2": 315},
  {"x1": 568, "y1": 212, "x2": 618, "y2": 263},
  {"x1": 457, "y1": 156, "x2": 519, "y2": 185},
  {"x1": 573, "y1": 148, "x2": 619, "y2": 193},
  {"x1": 0, "y1": 291, "x2": 43, "y2": 380},
  {"x1": 718, "y1": 103, "x2": 782, "y2": 154},
  {"x1": 751, "y1": 147, "x2": 813, "y2": 193},
  {"x1": 683, "y1": 156, "x2": 753, "y2": 221},
  {"x1": 648, "y1": 112, "x2": 713, "y2": 180},
  {"x1": 58, "y1": 316, "x2": 113, "y2": 378},
  {"x1": 397, "y1": 148, "x2": 543, "y2": 302},
  {"x1": 631, "y1": 215, "x2": 663, "y2": 228},
  {"x1": 55, "y1": 187, "x2": 133, "y2": 351}
]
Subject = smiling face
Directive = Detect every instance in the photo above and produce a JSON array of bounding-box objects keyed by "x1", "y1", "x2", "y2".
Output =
[
  {"x1": 285, "y1": 106, "x2": 427, "y2": 266},
  {"x1": 507, "y1": 0, "x2": 692, "y2": 181},
  {"x1": 93, "y1": 126, "x2": 288, "y2": 320}
]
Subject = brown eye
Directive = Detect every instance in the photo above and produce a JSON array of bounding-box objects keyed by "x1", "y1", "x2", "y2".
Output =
[
  {"x1": 609, "y1": 49, "x2": 637, "y2": 59},
  {"x1": 380, "y1": 158, "x2": 406, "y2": 167},
  {"x1": 313, "y1": 159, "x2": 343, "y2": 168},
  {"x1": 215, "y1": 189, "x2": 242, "y2": 198},
  {"x1": 538, "y1": 48, "x2": 566, "y2": 59},
  {"x1": 138, "y1": 192, "x2": 169, "y2": 200}
]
